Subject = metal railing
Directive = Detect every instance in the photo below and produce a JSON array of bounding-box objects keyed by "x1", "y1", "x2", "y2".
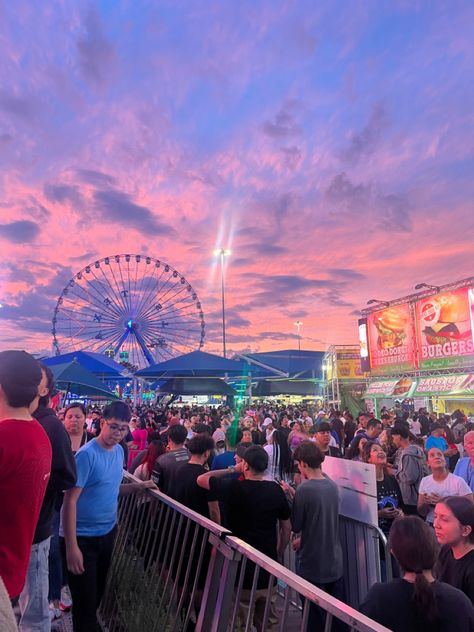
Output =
[{"x1": 99, "y1": 473, "x2": 392, "y2": 632}]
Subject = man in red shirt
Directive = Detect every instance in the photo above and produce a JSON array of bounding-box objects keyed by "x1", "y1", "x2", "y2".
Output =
[{"x1": 0, "y1": 351, "x2": 52, "y2": 601}]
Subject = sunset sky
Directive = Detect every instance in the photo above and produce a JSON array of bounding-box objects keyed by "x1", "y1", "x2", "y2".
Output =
[{"x1": 1, "y1": 1, "x2": 473, "y2": 360}]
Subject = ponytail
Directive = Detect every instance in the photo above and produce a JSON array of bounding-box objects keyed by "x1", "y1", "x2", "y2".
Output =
[
  {"x1": 413, "y1": 571, "x2": 439, "y2": 629},
  {"x1": 389, "y1": 517, "x2": 442, "y2": 631}
]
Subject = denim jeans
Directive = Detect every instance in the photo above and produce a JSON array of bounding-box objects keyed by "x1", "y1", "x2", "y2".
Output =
[{"x1": 19, "y1": 536, "x2": 51, "y2": 632}]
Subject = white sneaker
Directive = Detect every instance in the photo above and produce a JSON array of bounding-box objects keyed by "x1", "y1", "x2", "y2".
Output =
[{"x1": 59, "y1": 586, "x2": 72, "y2": 611}]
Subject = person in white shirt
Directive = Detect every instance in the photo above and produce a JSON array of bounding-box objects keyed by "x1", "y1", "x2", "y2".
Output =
[
  {"x1": 418, "y1": 447, "x2": 472, "y2": 525},
  {"x1": 409, "y1": 417, "x2": 422, "y2": 436}
]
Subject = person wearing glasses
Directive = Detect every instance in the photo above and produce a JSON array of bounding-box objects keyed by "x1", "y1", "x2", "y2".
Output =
[{"x1": 61, "y1": 401, "x2": 155, "y2": 632}]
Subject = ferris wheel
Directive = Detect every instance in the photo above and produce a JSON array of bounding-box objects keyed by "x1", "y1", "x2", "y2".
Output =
[{"x1": 52, "y1": 254, "x2": 205, "y2": 369}]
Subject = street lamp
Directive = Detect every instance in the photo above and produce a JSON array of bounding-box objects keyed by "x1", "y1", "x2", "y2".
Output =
[
  {"x1": 213, "y1": 248, "x2": 231, "y2": 357},
  {"x1": 367, "y1": 299, "x2": 389, "y2": 307},
  {"x1": 293, "y1": 320, "x2": 303, "y2": 351},
  {"x1": 415, "y1": 282, "x2": 441, "y2": 292}
]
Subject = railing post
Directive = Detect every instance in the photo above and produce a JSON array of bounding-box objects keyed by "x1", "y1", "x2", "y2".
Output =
[{"x1": 196, "y1": 534, "x2": 241, "y2": 632}]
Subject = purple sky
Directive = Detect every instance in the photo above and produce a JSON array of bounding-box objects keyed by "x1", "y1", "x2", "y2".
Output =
[{"x1": 0, "y1": 1, "x2": 473, "y2": 359}]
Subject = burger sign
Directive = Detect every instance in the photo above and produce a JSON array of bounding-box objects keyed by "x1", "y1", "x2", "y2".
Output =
[
  {"x1": 416, "y1": 288, "x2": 474, "y2": 370},
  {"x1": 367, "y1": 303, "x2": 416, "y2": 375}
]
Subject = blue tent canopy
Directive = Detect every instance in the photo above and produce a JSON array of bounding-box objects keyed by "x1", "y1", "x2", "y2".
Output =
[
  {"x1": 50, "y1": 361, "x2": 119, "y2": 399},
  {"x1": 135, "y1": 350, "x2": 264, "y2": 379},
  {"x1": 238, "y1": 349, "x2": 325, "y2": 380},
  {"x1": 42, "y1": 351, "x2": 125, "y2": 378}
]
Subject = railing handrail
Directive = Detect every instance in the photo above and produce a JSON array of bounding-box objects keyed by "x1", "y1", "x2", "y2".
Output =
[
  {"x1": 225, "y1": 535, "x2": 391, "y2": 632},
  {"x1": 342, "y1": 514, "x2": 388, "y2": 546},
  {"x1": 123, "y1": 471, "x2": 232, "y2": 538}
]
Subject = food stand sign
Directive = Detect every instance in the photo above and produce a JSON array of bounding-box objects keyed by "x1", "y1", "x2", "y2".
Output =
[
  {"x1": 414, "y1": 374, "x2": 474, "y2": 396},
  {"x1": 367, "y1": 303, "x2": 416, "y2": 375},
  {"x1": 365, "y1": 377, "x2": 415, "y2": 397},
  {"x1": 415, "y1": 287, "x2": 474, "y2": 370},
  {"x1": 337, "y1": 348, "x2": 366, "y2": 379}
]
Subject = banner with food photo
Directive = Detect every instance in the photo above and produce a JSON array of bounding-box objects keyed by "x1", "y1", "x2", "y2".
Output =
[
  {"x1": 367, "y1": 303, "x2": 416, "y2": 375},
  {"x1": 415, "y1": 287, "x2": 474, "y2": 370}
]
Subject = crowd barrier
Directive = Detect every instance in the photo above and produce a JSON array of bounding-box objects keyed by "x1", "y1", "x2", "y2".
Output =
[{"x1": 98, "y1": 473, "x2": 392, "y2": 632}]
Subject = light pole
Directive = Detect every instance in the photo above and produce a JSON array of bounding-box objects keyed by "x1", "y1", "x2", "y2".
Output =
[
  {"x1": 213, "y1": 248, "x2": 231, "y2": 357},
  {"x1": 293, "y1": 320, "x2": 303, "y2": 351}
]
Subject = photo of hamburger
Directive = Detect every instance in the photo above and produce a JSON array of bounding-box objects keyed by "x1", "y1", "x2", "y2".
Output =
[
  {"x1": 374, "y1": 308, "x2": 408, "y2": 349},
  {"x1": 421, "y1": 292, "x2": 471, "y2": 345},
  {"x1": 392, "y1": 377, "x2": 413, "y2": 395}
]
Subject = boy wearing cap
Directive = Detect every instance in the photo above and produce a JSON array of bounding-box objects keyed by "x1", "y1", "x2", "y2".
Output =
[{"x1": 311, "y1": 421, "x2": 342, "y2": 458}]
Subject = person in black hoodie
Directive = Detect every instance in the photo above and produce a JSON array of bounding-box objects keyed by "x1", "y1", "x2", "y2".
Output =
[{"x1": 18, "y1": 364, "x2": 76, "y2": 630}]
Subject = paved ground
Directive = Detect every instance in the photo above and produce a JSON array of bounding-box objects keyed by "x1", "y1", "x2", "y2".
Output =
[
  {"x1": 51, "y1": 612, "x2": 73, "y2": 632},
  {"x1": 13, "y1": 605, "x2": 73, "y2": 632}
]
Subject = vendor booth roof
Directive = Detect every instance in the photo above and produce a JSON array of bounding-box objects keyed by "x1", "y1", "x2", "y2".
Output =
[
  {"x1": 239, "y1": 350, "x2": 324, "y2": 380},
  {"x1": 136, "y1": 350, "x2": 257, "y2": 378},
  {"x1": 42, "y1": 351, "x2": 125, "y2": 378},
  {"x1": 50, "y1": 360, "x2": 119, "y2": 399},
  {"x1": 157, "y1": 377, "x2": 236, "y2": 396},
  {"x1": 253, "y1": 379, "x2": 321, "y2": 397}
]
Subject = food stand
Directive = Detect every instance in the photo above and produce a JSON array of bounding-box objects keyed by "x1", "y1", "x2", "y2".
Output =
[{"x1": 359, "y1": 278, "x2": 474, "y2": 416}]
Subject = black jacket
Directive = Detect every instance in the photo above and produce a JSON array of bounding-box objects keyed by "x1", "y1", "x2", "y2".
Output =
[{"x1": 32, "y1": 407, "x2": 77, "y2": 543}]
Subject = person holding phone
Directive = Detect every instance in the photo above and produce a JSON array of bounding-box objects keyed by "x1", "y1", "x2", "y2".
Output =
[{"x1": 362, "y1": 441, "x2": 404, "y2": 531}]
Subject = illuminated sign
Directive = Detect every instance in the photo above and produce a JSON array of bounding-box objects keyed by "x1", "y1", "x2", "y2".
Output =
[
  {"x1": 367, "y1": 304, "x2": 416, "y2": 375},
  {"x1": 358, "y1": 319, "x2": 371, "y2": 373},
  {"x1": 415, "y1": 287, "x2": 474, "y2": 370}
]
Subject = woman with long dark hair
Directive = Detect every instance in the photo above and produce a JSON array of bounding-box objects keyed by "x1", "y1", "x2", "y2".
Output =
[
  {"x1": 134, "y1": 440, "x2": 166, "y2": 481},
  {"x1": 128, "y1": 417, "x2": 148, "y2": 469},
  {"x1": 360, "y1": 516, "x2": 474, "y2": 631},
  {"x1": 264, "y1": 429, "x2": 293, "y2": 482},
  {"x1": 435, "y1": 496, "x2": 474, "y2": 605},
  {"x1": 344, "y1": 433, "x2": 367, "y2": 461}
]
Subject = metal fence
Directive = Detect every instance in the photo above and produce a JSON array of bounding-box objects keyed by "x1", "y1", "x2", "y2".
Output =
[{"x1": 99, "y1": 473, "x2": 392, "y2": 632}]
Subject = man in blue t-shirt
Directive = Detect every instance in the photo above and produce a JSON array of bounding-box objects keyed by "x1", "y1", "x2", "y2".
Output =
[{"x1": 61, "y1": 402, "x2": 155, "y2": 632}]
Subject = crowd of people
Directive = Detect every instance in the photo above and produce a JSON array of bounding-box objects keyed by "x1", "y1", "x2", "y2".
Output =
[{"x1": 1, "y1": 349, "x2": 474, "y2": 631}]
